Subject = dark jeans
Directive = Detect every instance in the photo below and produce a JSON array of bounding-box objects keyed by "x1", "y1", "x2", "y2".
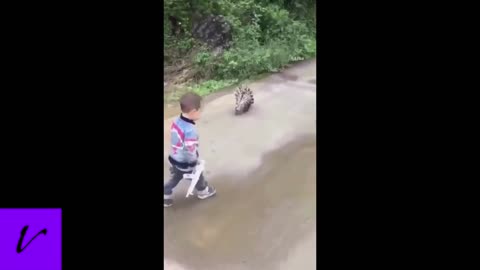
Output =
[{"x1": 164, "y1": 165, "x2": 208, "y2": 195}]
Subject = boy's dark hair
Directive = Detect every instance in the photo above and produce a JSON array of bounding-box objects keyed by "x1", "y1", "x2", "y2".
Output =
[{"x1": 179, "y1": 92, "x2": 202, "y2": 113}]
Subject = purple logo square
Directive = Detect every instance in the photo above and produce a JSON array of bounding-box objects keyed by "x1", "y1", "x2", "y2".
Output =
[{"x1": 0, "y1": 208, "x2": 62, "y2": 270}]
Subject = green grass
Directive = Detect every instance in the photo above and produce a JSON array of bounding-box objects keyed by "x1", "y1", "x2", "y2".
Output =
[
  {"x1": 187, "y1": 79, "x2": 239, "y2": 96},
  {"x1": 188, "y1": 72, "x2": 272, "y2": 97}
]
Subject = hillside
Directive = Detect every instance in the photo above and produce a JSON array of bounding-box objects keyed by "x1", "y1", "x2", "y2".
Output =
[{"x1": 164, "y1": 0, "x2": 316, "y2": 102}]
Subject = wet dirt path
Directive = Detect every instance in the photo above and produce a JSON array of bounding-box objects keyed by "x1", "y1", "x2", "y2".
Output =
[{"x1": 165, "y1": 136, "x2": 316, "y2": 270}]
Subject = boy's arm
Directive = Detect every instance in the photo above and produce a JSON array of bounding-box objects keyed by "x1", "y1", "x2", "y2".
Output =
[{"x1": 184, "y1": 129, "x2": 199, "y2": 162}]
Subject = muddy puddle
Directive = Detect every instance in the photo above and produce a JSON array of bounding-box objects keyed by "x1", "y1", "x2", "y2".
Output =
[{"x1": 164, "y1": 135, "x2": 316, "y2": 270}]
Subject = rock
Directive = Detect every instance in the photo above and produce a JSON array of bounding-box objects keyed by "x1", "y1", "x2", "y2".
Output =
[
  {"x1": 212, "y1": 47, "x2": 223, "y2": 56},
  {"x1": 192, "y1": 15, "x2": 233, "y2": 50}
]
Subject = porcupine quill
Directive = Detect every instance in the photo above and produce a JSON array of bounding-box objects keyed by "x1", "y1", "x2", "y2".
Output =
[{"x1": 234, "y1": 85, "x2": 254, "y2": 115}]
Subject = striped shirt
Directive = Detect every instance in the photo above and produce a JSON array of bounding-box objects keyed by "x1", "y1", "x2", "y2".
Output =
[{"x1": 168, "y1": 114, "x2": 199, "y2": 170}]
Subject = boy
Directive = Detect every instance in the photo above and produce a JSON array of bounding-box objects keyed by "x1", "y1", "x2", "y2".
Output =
[{"x1": 164, "y1": 92, "x2": 216, "y2": 207}]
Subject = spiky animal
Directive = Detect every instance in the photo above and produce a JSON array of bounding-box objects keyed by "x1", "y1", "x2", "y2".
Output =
[{"x1": 234, "y1": 85, "x2": 254, "y2": 115}]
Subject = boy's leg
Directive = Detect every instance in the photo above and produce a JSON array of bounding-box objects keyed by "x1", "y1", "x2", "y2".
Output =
[
  {"x1": 195, "y1": 173, "x2": 216, "y2": 200},
  {"x1": 164, "y1": 166, "x2": 186, "y2": 207}
]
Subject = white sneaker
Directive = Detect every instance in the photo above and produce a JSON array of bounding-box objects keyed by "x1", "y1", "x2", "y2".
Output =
[
  {"x1": 164, "y1": 200, "x2": 173, "y2": 207},
  {"x1": 164, "y1": 194, "x2": 173, "y2": 207},
  {"x1": 197, "y1": 186, "x2": 216, "y2": 200}
]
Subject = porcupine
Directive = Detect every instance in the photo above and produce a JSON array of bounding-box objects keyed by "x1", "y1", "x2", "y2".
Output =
[{"x1": 234, "y1": 85, "x2": 254, "y2": 115}]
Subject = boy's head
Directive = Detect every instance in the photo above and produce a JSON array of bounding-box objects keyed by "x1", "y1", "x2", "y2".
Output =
[{"x1": 180, "y1": 92, "x2": 202, "y2": 121}]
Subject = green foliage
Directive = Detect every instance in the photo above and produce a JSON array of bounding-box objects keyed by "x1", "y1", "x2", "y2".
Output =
[
  {"x1": 194, "y1": 51, "x2": 212, "y2": 66},
  {"x1": 164, "y1": 0, "x2": 316, "y2": 94},
  {"x1": 188, "y1": 79, "x2": 239, "y2": 96}
]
